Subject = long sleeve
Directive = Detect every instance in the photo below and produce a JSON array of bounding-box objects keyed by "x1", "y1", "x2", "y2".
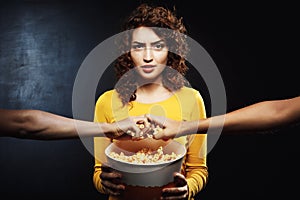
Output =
[
  {"x1": 93, "y1": 92, "x2": 113, "y2": 194},
  {"x1": 183, "y1": 90, "x2": 208, "y2": 199},
  {"x1": 185, "y1": 134, "x2": 208, "y2": 199}
]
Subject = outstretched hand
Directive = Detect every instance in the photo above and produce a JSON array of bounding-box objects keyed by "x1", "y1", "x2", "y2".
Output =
[
  {"x1": 105, "y1": 116, "x2": 145, "y2": 140},
  {"x1": 109, "y1": 114, "x2": 194, "y2": 141},
  {"x1": 145, "y1": 114, "x2": 183, "y2": 140}
]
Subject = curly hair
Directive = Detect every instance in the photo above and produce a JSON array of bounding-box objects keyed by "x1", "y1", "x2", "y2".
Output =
[{"x1": 114, "y1": 3, "x2": 190, "y2": 106}]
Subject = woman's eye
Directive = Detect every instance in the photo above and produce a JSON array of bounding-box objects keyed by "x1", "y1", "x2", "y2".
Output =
[
  {"x1": 153, "y1": 43, "x2": 165, "y2": 50},
  {"x1": 132, "y1": 44, "x2": 144, "y2": 50}
]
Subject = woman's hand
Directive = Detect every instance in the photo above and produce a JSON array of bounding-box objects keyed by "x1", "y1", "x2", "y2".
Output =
[
  {"x1": 161, "y1": 172, "x2": 189, "y2": 200},
  {"x1": 100, "y1": 165, "x2": 125, "y2": 196}
]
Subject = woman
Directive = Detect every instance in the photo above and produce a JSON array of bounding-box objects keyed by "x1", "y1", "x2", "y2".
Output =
[{"x1": 93, "y1": 3, "x2": 208, "y2": 200}]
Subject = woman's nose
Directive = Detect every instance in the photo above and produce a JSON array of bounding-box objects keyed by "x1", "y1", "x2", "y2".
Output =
[{"x1": 143, "y1": 48, "x2": 153, "y2": 63}]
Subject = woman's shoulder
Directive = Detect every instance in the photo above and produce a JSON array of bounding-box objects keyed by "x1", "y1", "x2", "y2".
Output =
[
  {"x1": 177, "y1": 86, "x2": 201, "y2": 96},
  {"x1": 95, "y1": 89, "x2": 119, "y2": 104},
  {"x1": 175, "y1": 87, "x2": 204, "y2": 105},
  {"x1": 99, "y1": 89, "x2": 116, "y2": 97}
]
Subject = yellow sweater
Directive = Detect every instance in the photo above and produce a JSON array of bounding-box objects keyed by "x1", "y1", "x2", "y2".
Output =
[{"x1": 93, "y1": 86, "x2": 208, "y2": 200}]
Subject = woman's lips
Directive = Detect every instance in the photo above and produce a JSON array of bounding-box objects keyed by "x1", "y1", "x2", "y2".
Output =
[{"x1": 141, "y1": 65, "x2": 155, "y2": 73}]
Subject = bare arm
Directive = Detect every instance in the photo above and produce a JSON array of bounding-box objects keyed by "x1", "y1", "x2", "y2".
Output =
[
  {"x1": 215, "y1": 96, "x2": 300, "y2": 134},
  {"x1": 0, "y1": 109, "x2": 141, "y2": 140},
  {"x1": 147, "y1": 96, "x2": 300, "y2": 139}
]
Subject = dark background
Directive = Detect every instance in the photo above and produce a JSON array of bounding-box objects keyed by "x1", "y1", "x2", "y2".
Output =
[{"x1": 0, "y1": 0, "x2": 299, "y2": 199}]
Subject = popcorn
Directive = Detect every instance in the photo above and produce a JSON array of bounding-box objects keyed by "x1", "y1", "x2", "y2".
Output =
[
  {"x1": 152, "y1": 125, "x2": 163, "y2": 135},
  {"x1": 109, "y1": 146, "x2": 181, "y2": 164},
  {"x1": 135, "y1": 120, "x2": 163, "y2": 139}
]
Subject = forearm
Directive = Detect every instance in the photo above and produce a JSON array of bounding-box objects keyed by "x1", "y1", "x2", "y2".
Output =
[
  {"x1": 179, "y1": 119, "x2": 211, "y2": 135},
  {"x1": 180, "y1": 102, "x2": 285, "y2": 134},
  {"x1": 181, "y1": 97, "x2": 300, "y2": 135},
  {"x1": 93, "y1": 165, "x2": 106, "y2": 194},
  {"x1": 186, "y1": 167, "x2": 209, "y2": 199},
  {"x1": 221, "y1": 99, "x2": 299, "y2": 133},
  {"x1": 185, "y1": 134, "x2": 208, "y2": 199},
  {"x1": 211, "y1": 97, "x2": 300, "y2": 134},
  {"x1": 0, "y1": 109, "x2": 112, "y2": 140},
  {"x1": 29, "y1": 111, "x2": 120, "y2": 139},
  {"x1": 221, "y1": 102, "x2": 278, "y2": 133}
]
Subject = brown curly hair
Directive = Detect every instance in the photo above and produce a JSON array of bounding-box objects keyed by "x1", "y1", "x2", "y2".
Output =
[{"x1": 114, "y1": 3, "x2": 190, "y2": 106}]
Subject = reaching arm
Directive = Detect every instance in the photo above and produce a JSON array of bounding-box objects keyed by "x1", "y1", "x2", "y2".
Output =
[
  {"x1": 147, "y1": 96, "x2": 300, "y2": 139},
  {"x1": 213, "y1": 96, "x2": 300, "y2": 134},
  {"x1": 0, "y1": 109, "x2": 141, "y2": 140}
]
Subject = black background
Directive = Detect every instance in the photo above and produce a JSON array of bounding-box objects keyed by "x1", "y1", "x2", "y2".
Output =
[{"x1": 0, "y1": 0, "x2": 299, "y2": 199}]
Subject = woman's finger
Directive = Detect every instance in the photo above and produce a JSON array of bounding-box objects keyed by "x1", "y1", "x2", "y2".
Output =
[
  {"x1": 100, "y1": 171, "x2": 122, "y2": 180},
  {"x1": 102, "y1": 179, "x2": 125, "y2": 190},
  {"x1": 173, "y1": 172, "x2": 187, "y2": 186},
  {"x1": 161, "y1": 172, "x2": 188, "y2": 199},
  {"x1": 102, "y1": 180, "x2": 124, "y2": 196},
  {"x1": 162, "y1": 186, "x2": 187, "y2": 195}
]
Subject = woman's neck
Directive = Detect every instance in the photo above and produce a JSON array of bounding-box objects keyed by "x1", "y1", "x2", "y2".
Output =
[
  {"x1": 135, "y1": 83, "x2": 173, "y2": 103},
  {"x1": 137, "y1": 83, "x2": 163, "y2": 94}
]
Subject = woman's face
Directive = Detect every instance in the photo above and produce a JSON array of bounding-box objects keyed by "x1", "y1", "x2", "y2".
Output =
[{"x1": 130, "y1": 27, "x2": 168, "y2": 83}]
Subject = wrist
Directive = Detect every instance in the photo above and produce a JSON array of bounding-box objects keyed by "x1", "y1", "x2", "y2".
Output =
[
  {"x1": 100, "y1": 122, "x2": 114, "y2": 137},
  {"x1": 181, "y1": 121, "x2": 199, "y2": 135}
]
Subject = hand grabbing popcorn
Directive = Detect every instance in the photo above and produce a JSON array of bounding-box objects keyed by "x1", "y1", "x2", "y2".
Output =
[{"x1": 133, "y1": 119, "x2": 163, "y2": 139}]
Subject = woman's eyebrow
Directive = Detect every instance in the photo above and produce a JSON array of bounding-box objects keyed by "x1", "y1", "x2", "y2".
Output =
[
  {"x1": 131, "y1": 40, "x2": 165, "y2": 45},
  {"x1": 151, "y1": 40, "x2": 165, "y2": 45},
  {"x1": 132, "y1": 41, "x2": 145, "y2": 44}
]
